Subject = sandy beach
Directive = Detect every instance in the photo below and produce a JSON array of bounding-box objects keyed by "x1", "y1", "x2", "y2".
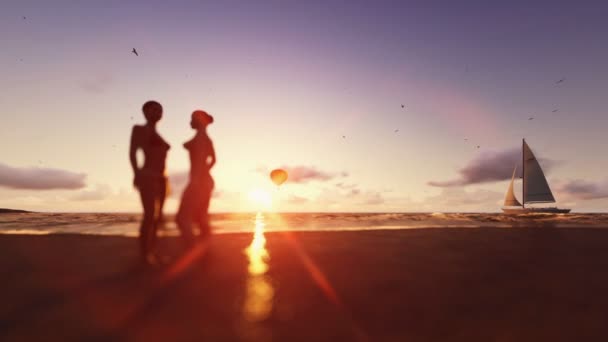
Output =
[{"x1": 2, "y1": 228, "x2": 608, "y2": 341}]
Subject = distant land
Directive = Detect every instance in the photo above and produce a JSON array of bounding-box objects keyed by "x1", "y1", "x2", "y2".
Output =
[{"x1": 0, "y1": 208, "x2": 30, "y2": 214}]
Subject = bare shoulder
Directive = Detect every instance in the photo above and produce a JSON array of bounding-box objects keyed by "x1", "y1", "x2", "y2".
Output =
[
  {"x1": 132, "y1": 124, "x2": 146, "y2": 132},
  {"x1": 132, "y1": 125, "x2": 151, "y2": 136},
  {"x1": 130, "y1": 125, "x2": 149, "y2": 144}
]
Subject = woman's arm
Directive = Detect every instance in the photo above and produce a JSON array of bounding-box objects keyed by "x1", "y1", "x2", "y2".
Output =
[
  {"x1": 207, "y1": 140, "x2": 216, "y2": 169},
  {"x1": 129, "y1": 127, "x2": 141, "y2": 187}
]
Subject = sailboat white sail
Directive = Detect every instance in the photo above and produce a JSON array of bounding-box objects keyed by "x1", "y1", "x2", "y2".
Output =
[
  {"x1": 504, "y1": 166, "x2": 522, "y2": 207},
  {"x1": 502, "y1": 139, "x2": 570, "y2": 214}
]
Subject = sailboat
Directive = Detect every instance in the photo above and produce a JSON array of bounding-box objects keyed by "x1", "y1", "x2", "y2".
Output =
[{"x1": 502, "y1": 139, "x2": 570, "y2": 214}]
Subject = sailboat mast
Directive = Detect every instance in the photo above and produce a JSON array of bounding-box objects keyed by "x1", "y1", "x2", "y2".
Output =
[{"x1": 522, "y1": 138, "x2": 525, "y2": 209}]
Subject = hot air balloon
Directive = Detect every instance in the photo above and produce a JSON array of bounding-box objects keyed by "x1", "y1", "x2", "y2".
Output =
[{"x1": 270, "y1": 169, "x2": 288, "y2": 186}]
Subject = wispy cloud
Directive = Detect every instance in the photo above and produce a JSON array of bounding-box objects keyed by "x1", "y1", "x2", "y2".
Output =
[
  {"x1": 257, "y1": 165, "x2": 348, "y2": 184},
  {"x1": 430, "y1": 188, "x2": 504, "y2": 206},
  {"x1": 335, "y1": 182, "x2": 358, "y2": 190},
  {"x1": 361, "y1": 191, "x2": 384, "y2": 205},
  {"x1": 556, "y1": 179, "x2": 608, "y2": 200},
  {"x1": 287, "y1": 194, "x2": 309, "y2": 204},
  {"x1": 70, "y1": 184, "x2": 112, "y2": 201},
  {"x1": 429, "y1": 147, "x2": 557, "y2": 187},
  {"x1": 0, "y1": 163, "x2": 86, "y2": 190}
]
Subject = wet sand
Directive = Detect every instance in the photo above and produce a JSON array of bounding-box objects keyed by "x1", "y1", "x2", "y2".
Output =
[{"x1": 2, "y1": 228, "x2": 608, "y2": 341}]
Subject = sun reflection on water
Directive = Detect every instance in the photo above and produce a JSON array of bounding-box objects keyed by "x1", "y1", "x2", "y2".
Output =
[{"x1": 243, "y1": 212, "x2": 274, "y2": 322}]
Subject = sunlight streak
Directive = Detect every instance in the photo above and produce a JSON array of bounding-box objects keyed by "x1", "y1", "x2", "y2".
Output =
[
  {"x1": 162, "y1": 240, "x2": 209, "y2": 284},
  {"x1": 281, "y1": 231, "x2": 369, "y2": 341},
  {"x1": 243, "y1": 212, "x2": 274, "y2": 322}
]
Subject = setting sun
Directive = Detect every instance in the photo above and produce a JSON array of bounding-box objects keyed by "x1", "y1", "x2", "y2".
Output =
[{"x1": 248, "y1": 188, "x2": 273, "y2": 209}]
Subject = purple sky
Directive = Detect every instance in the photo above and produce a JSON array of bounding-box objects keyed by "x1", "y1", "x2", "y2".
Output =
[{"x1": 1, "y1": 0, "x2": 608, "y2": 212}]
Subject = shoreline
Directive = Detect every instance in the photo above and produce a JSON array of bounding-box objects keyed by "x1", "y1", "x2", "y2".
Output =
[{"x1": 0, "y1": 208, "x2": 31, "y2": 214}]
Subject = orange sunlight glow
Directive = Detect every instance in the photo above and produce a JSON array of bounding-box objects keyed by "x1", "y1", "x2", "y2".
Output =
[
  {"x1": 247, "y1": 188, "x2": 273, "y2": 211},
  {"x1": 242, "y1": 212, "x2": 274, "y2": 322}
]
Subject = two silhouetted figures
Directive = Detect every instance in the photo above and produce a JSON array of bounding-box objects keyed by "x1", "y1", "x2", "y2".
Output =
[{"x1": 130, "y1": 101, "x2": 215, "y2": 265}]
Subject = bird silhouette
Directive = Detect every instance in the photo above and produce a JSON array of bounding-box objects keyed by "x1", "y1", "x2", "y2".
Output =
[
  {"x1": 401, "y1": 104, "x2": 405, "y2": 109},
  {"x1": 476, "y1": 145, "x2": 480, "y2": 149},
  {"x1": 342, "y1": 135, "x2": 346, "y2": 139},
  {"x1": 132, "y1": 48, "x2": 138, "y2": 56},
  {"x1": 556, "y1": 78, "x2": 565, "y2": 84},
  {"x1": 394, "y1": 129, "x2": 399, "y2": 133},
  {"x1": 528, "y1": 117, "x2": 534, "y2": 120},
  {"x1": 552, "y1": 109, "x2": 559, "y2": 113}
]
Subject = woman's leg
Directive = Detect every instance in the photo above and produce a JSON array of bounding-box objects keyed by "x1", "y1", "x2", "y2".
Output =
[
  {"x1": 198, "y1": 182, "x2": 214, "y2": 240},
  {"x1": 176, "y1": 185, "x2": 195, "y2": 247},
  {"x1": 138, "y1": 186, "x2": 155, "y2": 261}
]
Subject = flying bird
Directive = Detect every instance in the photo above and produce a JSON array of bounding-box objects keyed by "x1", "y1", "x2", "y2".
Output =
[
  {"x1": 342, "y1": 135, "x2": 346, "y2": 139},
  {"x1": 401, "y1": 104, "x2": 405, "y2": 109},
  {"x1": 22, "y1": 16, "x2": 26, "y2": 20},
  {"x1": 528, "y1": 117, "x2": 534, "y2": 120},
  {"x1": 394, "y1": 129, "x2": 399, "y2": 133},
  {"x1": 556, "y1": 78, "x2": 565, "y2": 84},
  {"x1": 552, "y1": 109, "x2": 559, "y2": 113},
  {"x1": 464, "y1": 138, "x2": 468, "y2": 141},
  {"x1": 132, "y1": 48, "x2": 138, "y2": 56},
  {"x1": 476, "y1": 145, "x2": 480, "y2": 149}
]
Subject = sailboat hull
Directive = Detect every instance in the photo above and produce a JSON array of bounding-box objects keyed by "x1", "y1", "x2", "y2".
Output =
[{"x1": 502, "y1": 207, "x2": 571, "y2": 214}]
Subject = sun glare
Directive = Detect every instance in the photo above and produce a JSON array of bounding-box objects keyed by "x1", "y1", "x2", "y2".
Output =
[
  {"x1": 242, "y1": 212, "x2": 274, "y2": 322},
  {"x1": 248, "y1": 188, "x2": 272, "y2": 209}
]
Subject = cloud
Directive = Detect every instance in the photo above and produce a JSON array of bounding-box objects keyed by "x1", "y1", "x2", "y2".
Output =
[
  {"x1": 555, "y1": 179, "x2": 608, "y2": 200},
  {"x1": 315, "y1": 183, "x2": 386, "y2": 206},
  {"x1": 377, "y1": 188, "x2": 505, "y2": 212},
  {"x1": 257, "y1": 165, "x2": 348, "y2": 184},
  {"x1": 287, "y1": 194, "x2": 309, "y2": 204},
  {"x1": 70, "y1": 184, "x2": 112, "y2": 201},
  {"x1": 431, "y1": 188, "x2": 504, "y2": 207},
  {"x1": 428, "y1": 147, "x2": 558, "y2": 187},
  {"x1": 0, "y1": 163, "x2": 86, "y2": 190},
  {"x1": 362, "y1": 191, "x2": 384, "y2": 205},
  {"x1": 282, "y1": 166, "x2": 341, "y2": 183},
  {"x1": 335, "y1": 182, "x2": 358, "y2": 190}
]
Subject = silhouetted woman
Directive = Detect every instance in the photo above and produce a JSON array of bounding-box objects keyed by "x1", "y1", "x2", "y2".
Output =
[
  {"x1": 176, "y1": 110, "x2": 216, "y2": 247},
  {"x1": 129, "y1": 101, "x2": 170, "y2": 265}
]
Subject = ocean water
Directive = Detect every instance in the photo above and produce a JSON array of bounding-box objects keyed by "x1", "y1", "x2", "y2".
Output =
[{"x1": 1, "y1": 212, "x2": 608, "y2": 236}]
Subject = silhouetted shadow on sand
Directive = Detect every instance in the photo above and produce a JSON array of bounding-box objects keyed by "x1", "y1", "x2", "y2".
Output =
[{"x1": 2, "y1": 228, "x2": 608, "y2": 341}]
